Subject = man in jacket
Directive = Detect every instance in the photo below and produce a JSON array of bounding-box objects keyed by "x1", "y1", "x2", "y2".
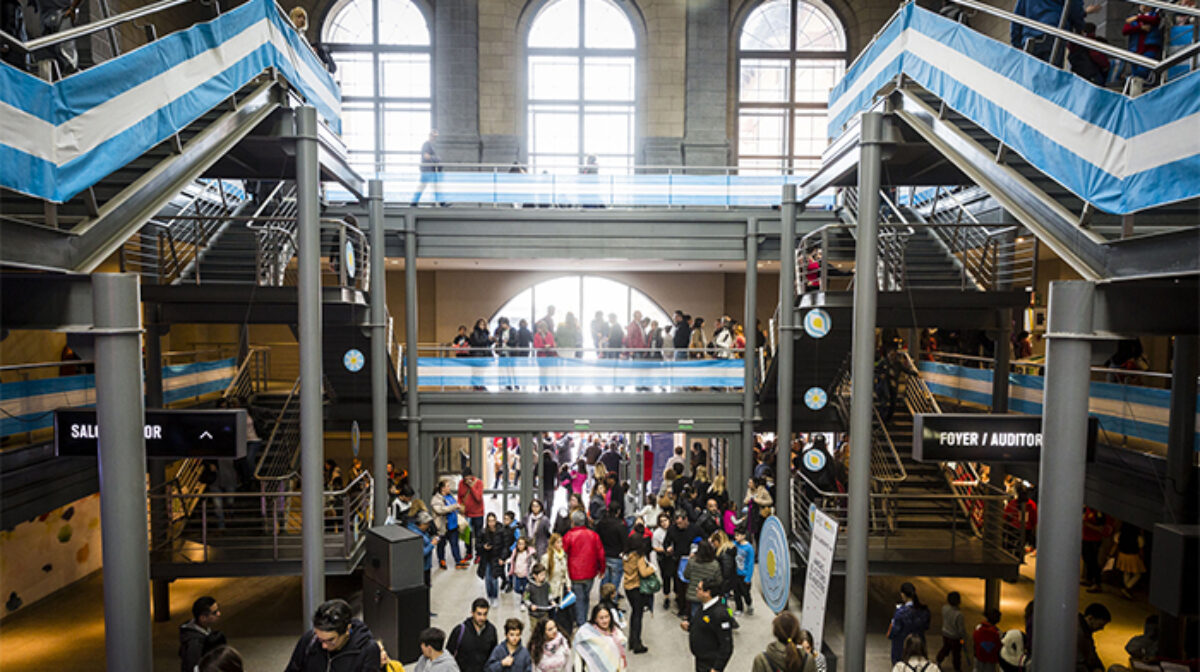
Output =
[
  {"x1": 284, "y1": 599, "x2": 379, "y2": 672},
  {"x1": 179, "y1": 596, "x2": 225, "y2": 672},
  {"x1": 562, "y1": 510, "x2": 605, "y2": 625},
  {"x1": 665, "y1": 511, "x2": 703, "y2": 617},
  {"x1": 684, "y1": 580, "x2": 734, "y2": 672},
  {"x1": 415, "y1": 627, "x2": 461, "y2": 672},
  {"x1": 447, "y1": 598, "x2": 499, "y2": 672},
  {"x1": 1011, "y1": 0, "x2": 1087, "y2": 60},
  {"x1": 1077, "y1": 603, "x2": 1111, "y2": 672},
  {"x1": 459, "y1": 470, "x2": 485, "y2": 562},
  {"x1": 671, "y1": 311, "x2": 691, "y2": 360},
  {"x1": 596, "y1": 503, "x2": 627, "y2": 589}
]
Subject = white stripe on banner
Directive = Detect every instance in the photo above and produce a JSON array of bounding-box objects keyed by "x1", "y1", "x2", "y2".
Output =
[
  {"x1": 0, "y1": 19, "x2": 319, "y2": 167},
  {"x1": 830, "y1": 28, "x2": 1200, "y2": 181}
]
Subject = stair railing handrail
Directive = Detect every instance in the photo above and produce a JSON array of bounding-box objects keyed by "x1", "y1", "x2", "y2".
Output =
[
  {"x1": 255, "y1": 377, "x2": 302, "y2": 480},
  {"x1": 221, "y1": 345, "x2": 271, "y2": 401},
  {"x1": 0, "y1": 0, "x2": 194, "y2": 55}
]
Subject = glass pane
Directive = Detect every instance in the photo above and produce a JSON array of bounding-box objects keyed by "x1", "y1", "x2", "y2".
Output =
[
  {"x1": 382, "y1": 151, "x2": 420, "y2": 174},
  {"x1": 533, "y1": 276, "x2": 582, "y2": 331},
  {"x1": 381, "y1": 53, "x2": 431, "y2": 98},
  {"x1": 528, "y1": 0, "x2": 579, "y2": 48},
  {"x1": 738, "y1": 109, "x2": 786, "y2": 157},
  {"x1": 582, "y1": 276, "x2": 629, "y2": 353},
  {"x1": 529, "y1": 56, "x2": 580, "y2": 101},
  {"x1": 383, "y1": 106, "x2": 431, "y2": 154},
  {"x1": 795, "y1": 1, "x2": 843, "y2": 51},
  {"x1": 348, "y1": 151, "x2": 376, "y2": 177},
  {"x1": 737, "y1": 158, "x2": 786, "y2": 175},
  {"x1": 794, "y1": 60, "x2": 842, "y2": 103},
  {"x1": 629, "y1": 290, "x2": 669, "y2": 331},
  {"x1": 583, "y1": 110, "x2": 632, "y2": 158},
  {"x1": 493, "y1": 288, "x2": 535, "y2": 332},
  {"x1": 792, "y1": 110, "x2": 828, "y2": 159},
  {"x1": 341, "y1": 105, "x2": 376, "y2": 153},
  {"x1": 739, "y1": 58, "x2": 790, "y2": 102},
  {"x1": 334, "y1": 53, "x2": 373, "y2": 98},
  {"x1": 324, "y1": 0, "x2": 373, "y2": 44},
  {"x1": 740, "y1": 0, "x2": 790, "y2": 51},
  {"x1": 583, "y1": 57, "x2": 634, "y2": 101},
  {"x1": 378, "y1": 0, "x2": 430, "y2": 45},
  {"x1": 584, "y1": 0, "x2": 635, "y2": 49},
  {"x1": 530, "y1": 107, "x2": 579, "y2": 157}
]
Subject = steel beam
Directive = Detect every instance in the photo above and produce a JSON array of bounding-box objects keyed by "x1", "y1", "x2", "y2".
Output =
[
  {"x1": 985, "y1": 309, "x2": 1012, "y2": 612},
  {"x1": 92, "y1": 273, "x2": 152, "y2": 672},
  {"x1": 844, "y1": 111, "x2": 885, "y2": 672},
  {"x1": 404, "y1": 213, "x2": 422, "y2": 497},
  {"x1": 1166, "y1": 335, "x2": 1198, "y2": 525},
  {"x1": 741, "y1": 217, "x2": 759, "y2": 504},
  {"x1": 776, "y1": 184, "x2": 796, "y2": 533},
  {"x1": 143, "y1": 317, "x2": 171, "y2": 623},
  {"x1": 1033, "y1": 281, "x2": 1097, "y2": 672},
  {"x1": 296, "y1": 106, "x2": 325, "y2": 619},
  {"x1": 368, "y1": 180, "x2": 388, "y2": 523}
]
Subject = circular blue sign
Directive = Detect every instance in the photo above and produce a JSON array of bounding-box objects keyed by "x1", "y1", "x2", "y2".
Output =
[
  {"x1": 757, "y1": 515, "x2": 792, "y2": 614},
  {"x1": 804, "y1": 386, "x2": 828, "y2": 411},
  {"x1": 803, "y1": 448, "x2": 828, "y2": 472},
  {"x1": 344, "y1": 241, "x2": 357, "y2": 279},
  {"x1": 343, "y1": 348, "x2": 365, "y2": 373},
  {"x1": 804, "y1": 309, "x2": 831, "y2": 339}
]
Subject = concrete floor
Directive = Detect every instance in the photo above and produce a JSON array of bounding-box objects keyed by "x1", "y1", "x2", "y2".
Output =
[{"x1": 0, "y1": 544, "x2": 1155, "y2": 672}]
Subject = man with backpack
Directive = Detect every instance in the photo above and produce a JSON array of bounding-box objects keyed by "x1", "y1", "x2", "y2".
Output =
[
  {"x1": 972, "y1": 608, "x2": 1004, "y2": 672},
  {"x1": 447, "y1": 598, "x2": 498, "y2": 672}
]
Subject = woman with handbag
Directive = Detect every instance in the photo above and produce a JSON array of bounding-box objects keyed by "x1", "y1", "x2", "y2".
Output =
[{"x1": 621, "y1": 527, "x2": 657, "y2": 655}]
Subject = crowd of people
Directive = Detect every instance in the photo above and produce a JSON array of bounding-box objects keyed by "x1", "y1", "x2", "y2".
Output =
[{"x1": 450, "y1": 306, "x2": 767, "y2": 361}]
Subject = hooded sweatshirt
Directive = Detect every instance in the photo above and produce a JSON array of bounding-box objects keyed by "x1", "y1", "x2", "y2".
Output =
[
  {"x1": 179, "y1": 620, "x2": 225, "y2": 672},
  {"x1": 751, "y1": 640, "x2": 817, "y2": 672},
  {"x1": 483, "y1": 642, "x2": 533, "y2": 672},
  {"x1": 414, "y1": 651, "x2": 462, "y2": 672},
  {"x1": 283, "y1": 619, "x2": 379, "y2": 672}
]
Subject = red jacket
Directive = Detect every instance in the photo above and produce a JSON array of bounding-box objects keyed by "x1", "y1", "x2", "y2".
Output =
[
  {"x1": 562, "y1": 526, "x2": 604, "y2": 582},
  {"x1": 458, "y1": 478, "x2": 484, "y2": 518}
]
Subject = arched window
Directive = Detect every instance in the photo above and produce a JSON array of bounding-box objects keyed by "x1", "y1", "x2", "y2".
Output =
[
  {"x1": 525, "y1": 0, "x2": 637, "y2": 174},
  {"x1": 736, "y1": 0, "x2": 846, "y2": 174},
  {"x1": 488, "y1": 276, "x2": 669, "y2": 356},
  {"x1": 323, "y1": 0, "x2": 431, "y2": 176}
]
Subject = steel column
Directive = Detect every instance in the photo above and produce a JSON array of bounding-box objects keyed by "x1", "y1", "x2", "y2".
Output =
[
  {"x1": 144, "y1": 317, "x2": 171, "y2": 622},
  {"x1": 776, "y1": 185, "x2": 797, "y2": 532},
  {"x1": 368, "y1": 180, "x2": 388, "y2": 522},
  {"x1": 93, "y1": 273, "x2": 152, "y2": 672},
  {"x1": 471, "y1": 432, "x2": 482, "y2": 479},
  {"x1": 985, "y1": 310, "x2": 1012, "y2": 612},
  {"x1": 741, "y1": 217, "x2": 759, "y2": 504},
  {"x1": 405, "y1": 214, "x2": 422, "y2": 497},
  {"x1": 296, "y1": 106, "x2": 325, "y2": 619},
  {"x1": 1166, "y1": 335, "x2": 1198, "y2": 524},
  {"x1": 1032, "y1": 281, "x2": 1096, "y2": 672},
  {"x1": 520, "y1": 433, "x2": 534, "y2": 513},
  {"x1": 843, "y1": 111, "x2": 885, "y2": 672}
]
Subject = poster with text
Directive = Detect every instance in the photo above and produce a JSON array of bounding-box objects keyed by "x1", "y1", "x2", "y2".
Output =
[{"x1": 801, "y1": 505, "x2": 839, "y2": 652}]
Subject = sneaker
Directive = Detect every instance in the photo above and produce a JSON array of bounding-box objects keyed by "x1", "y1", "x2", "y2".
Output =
[
  {"x1": 455, "y1": 560, "x2": 470, "y2": 569},
  {"x1": 746, "y1": 607, "x2": 755, "y2": 616},
  {"x1": 520, "y1": 604, "x2": 527, "y2": 612},
  {"x1": 439, "y1": 560, "x2": 447, "y2": 570},
  {"x1": 734, "y1": 610, "x2": 743, "y2": 617},
  {"x1": 632, "y1": 646, "x2": 648, "y2": 654}
]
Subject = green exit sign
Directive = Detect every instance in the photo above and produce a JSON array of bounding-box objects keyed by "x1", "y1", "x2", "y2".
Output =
[
  {"x1": 466, "y1": 418, "x2": 483, "y2": 430},
  {"x1": 678, "y1": 418, "x2": 694, "y2": 430}
]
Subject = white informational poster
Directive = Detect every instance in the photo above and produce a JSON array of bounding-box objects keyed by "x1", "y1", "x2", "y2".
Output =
[{"x1": 800, "y1": 505, "x2": 839, "y2": 653}]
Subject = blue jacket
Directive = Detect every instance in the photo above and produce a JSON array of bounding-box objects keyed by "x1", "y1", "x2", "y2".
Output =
[
  {"x1": 735, "y1": 540, "x2": 755, "y2": 581},
  {"x1": 1011, "y1": 0, "x2": 1084, "y2": 48},
  {"x1": 483, "y1": 642, "x2": 532, "y2": 672},
  {"x1": 889, "y1": 602, "x2": 931, "y2": 663},
  {"x1": 406, "y1": 522, "x2": 434, "y2": 571}
]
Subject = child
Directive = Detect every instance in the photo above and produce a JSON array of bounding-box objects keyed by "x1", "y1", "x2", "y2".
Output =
[
  {"x1": 524, "y1": 563, "x2": 554, "y2": 627},
  {"x1": 936, "y1": 591, "x2": 966, "y2": 672},
  {"x1": 510, "y1": 537, "x2": 535, "y2": 602},
  {"x1": 732, "y1": 527, "x2": 755, "y2": 616},
  {"x1": 598, "y1": 583, "x2": 626, "y2": 630},
  {"x1": 972, "y1": 607, "x2": 1003, "y2": 672},
  {"x1": 502, "y1": 511, "x2": 521, "y2": 593}
]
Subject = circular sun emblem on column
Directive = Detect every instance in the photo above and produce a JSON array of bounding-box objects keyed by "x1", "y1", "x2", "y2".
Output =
[
  {"x1": 804, "y1": 386, "x2": 828, "y2": 410},
  {"x1": 343, "y1": 348, "x2": 365, "y2": 373},
  {"x1": 344, "y1": 240, "x2": 357, "y2": 280}
]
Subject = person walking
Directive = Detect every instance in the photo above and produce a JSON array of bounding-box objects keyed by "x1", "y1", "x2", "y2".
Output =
[
  {"x1": 596, "y1": 503, "x2": 627, "y2": 590},
  {"x1": 525, "y1": 499, "x2": 552, "y2": 558},
  {"x1": 563, "y1": 510, "x2": 605, "y2": 626},
  {"x1": 936, "y1": 591, "x2": 966, "y2": 672},
  {"x1": 528, "y1": 618, "x2": 570, "y2": 672},
  {"x1": 891, "y1": 634, "x2": 934, "y2": 672},
  {"x1": 887, "y1": 582, "x2": 931, "y2": 665},
  {"x1": 972, "y1": 608, "x2": 1003, "y2": 672},
  {"x1": 542, "y1": 533, "x2": 569, "y2": 602},
  {"x1": 411, "y1": 129, "x2": 443, "y2": 206},
  {"x1": 415, "y1": 628, "x2": 461, "y2": 672},
  {"x1": 682, "y1": 540, "x2": 723, "y2": 625},
  {"x1": 284, "y1": 599, "x2": 380, "y2": 672},
  {"x1": 432, "y1": 479, "x2": 468, "y2": 570},
  {"x1": 448, "y1": 599, "x2": 499, "y2": 672},
  {"x1": 484, "y1": 619, "x2": 533, "y2": 672},
  {"x1": 459, "y1": 471, "x2": 485, "y2": 562},
  {"x1": 478, "y1": 514, "x2": 508, "y2": 605},
  {"x1": 751, "y1": 611, "x2": 816, "y2": 672},
  {"x1": 571, "y1": 605, "x2": 627, "y2": 672},
  {"x1": 684, "y1": 580, "x2": 734, "y2": 672},
  {"x1": 180, "y1": 596, "x2": 226, "y2": 672},
  {"x1": 621, "y1": 531, "x2": 656, "y2": 654}
]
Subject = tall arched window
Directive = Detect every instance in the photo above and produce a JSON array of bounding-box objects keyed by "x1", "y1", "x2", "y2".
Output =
[
  {"x1": 323, "y1": 0, "x2": 431, "y2": 176},
  {"x1": 525, "y1": 0, "x2": 637, "y2": 174},
  {"x1": 736, "y1": 0, "x2": 846, "y2": 174}
]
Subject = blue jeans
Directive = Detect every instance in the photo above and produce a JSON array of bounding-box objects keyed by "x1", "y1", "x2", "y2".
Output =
[
  {"x1": 571, "y1": 578, "x2": 593, "y2": 625},
  {"x1": 513, "y1": 576, "x2": 528, "y2": 595},
  {"x1": 485, "y1": 562, "x2": 499, "y2": 599},
  {"x1": 437, "y1": 529, "x2": 462, "y2": 564},
  {"x1": 602, "y1": 557, "x2": 623, "y2": 589}
]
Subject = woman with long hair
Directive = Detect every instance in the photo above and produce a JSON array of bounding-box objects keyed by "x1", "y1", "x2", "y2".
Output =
[
  {"x1": 529, "y1": 617, "x2": 571, "y2": 672},
  {"x1": 621, "y1": 529, "x2": 655, "y2": 655},
  {"x1": 682, "y1": 540, "x2": 723, "y2": 623},
  {"x1": 708, "y1": 474, "x2": 730, "y2": 513},
  {"x1": 710, "y1": 530, "x2": 737, "y2": 609},
  {"x1": 887, "y1": 582, "x2": 931, "y2": 664},
  {"x1": 891, "y1": 633, "x2": 933, "y2": 672},
  {"x1": 526, "y1": 498, "x2": 551, "y2": 557},
  {"x1": 542, "y1": 533, "x2": 569, "y2": 601},
  {"x1": 571, "y1": 604, "x2": 627, "y2": 671},
  {"x1": 751, "y1": 611, "x2": 816, "y2": 672},
  {"x1": 469, "y1": 318, "x2": 492, "y2": 357}
]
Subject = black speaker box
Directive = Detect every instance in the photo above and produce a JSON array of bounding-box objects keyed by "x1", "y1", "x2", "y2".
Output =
[
  {"x1": 363, "y1": 577, "x2": 429, "y2": 665},
  {"x1": 364, "y1": 525, "x2": 424, "y2": 591},
  {"x1": 1150, "y1": 524, "x2": 1199, "y2": 617}
]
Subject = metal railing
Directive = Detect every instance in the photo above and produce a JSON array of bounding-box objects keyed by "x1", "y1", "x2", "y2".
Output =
[
  {"x1": 254, "y1": 378, "x2": 301, "y2": 480},
  {"x1": 221, "y1": 346, "x2": 272, "y2": 401},
  {"x1": 149, "y1": 471, "x2": 373, "y2": 564},
  {"x1": 827, "y1": 359, "x2": 909, "y2": 485}
]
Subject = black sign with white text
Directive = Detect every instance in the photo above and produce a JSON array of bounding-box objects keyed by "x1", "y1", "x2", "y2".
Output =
[
  {"x1": 55, "y1": 408, "x2": 246, "y2": 459},
  {"x1": 912, "y1": 413, "x2": 1097, "y2": 463}
]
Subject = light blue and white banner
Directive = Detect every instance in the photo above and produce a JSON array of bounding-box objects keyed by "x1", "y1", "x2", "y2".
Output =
[
  {"x1": 917, "y1": 360, "x2": 1200, "y2": 451},
  {"x1": 0, "y1": 0, "x2": 340, "y2": 203},
  {"x1": 0, "y1": 357, "x2": 235, "y2": 437},
  {"x1": 417, "y1": 356, "x2": 744, "y2": 389},
  {"x1": 326, "y1": 172, "x2": 837, "y2": 208},
  {"x1": 829, "y1": 3, "x2": 1200, "y2": 214}
]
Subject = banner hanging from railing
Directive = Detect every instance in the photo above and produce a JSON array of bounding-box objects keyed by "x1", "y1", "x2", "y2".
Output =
[
  {"x1": 416, "y1": 356, "x2": 744, "y2": 389},
  {"x1": 828, "y1": 3, "x2": 1200, "y2": 214},
  {"x1": 0, "y1": 0, "x2": 340, "y2": 203}
]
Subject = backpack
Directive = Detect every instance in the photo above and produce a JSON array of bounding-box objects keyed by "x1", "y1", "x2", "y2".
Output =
[
  {"x1": 902, "y1": 662, "x2": 932, "y2": 672},
  {"x1": 974, "y1": 623, "x2": 1002, "y2": 663}
]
